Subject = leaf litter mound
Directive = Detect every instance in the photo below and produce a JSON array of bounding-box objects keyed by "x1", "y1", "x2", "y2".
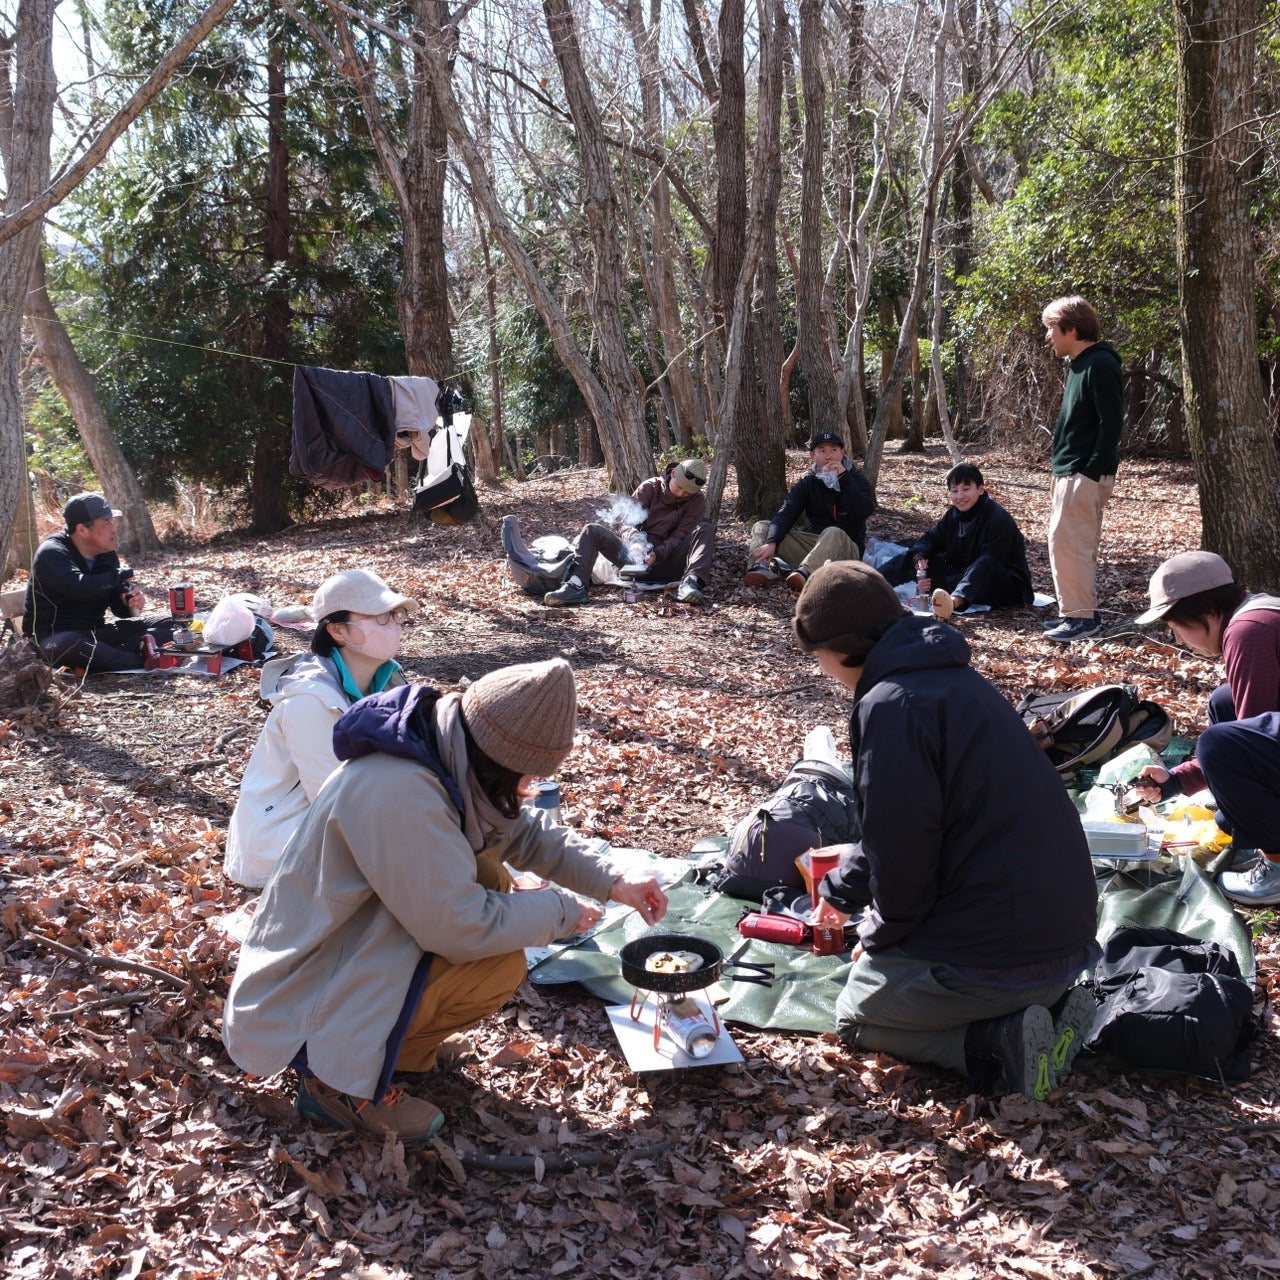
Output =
[{"x1": 1, "y1": 447, "x2": 1277, "y2": 1279}]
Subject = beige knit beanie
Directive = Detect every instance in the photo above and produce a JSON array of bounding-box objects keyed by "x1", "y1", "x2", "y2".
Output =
[
  {"x1": 792, "y1": 560, "x2": 906, "y2": 654},
  {"x1": 461, "y1": 658, "x2": 577, "y2": 777}
]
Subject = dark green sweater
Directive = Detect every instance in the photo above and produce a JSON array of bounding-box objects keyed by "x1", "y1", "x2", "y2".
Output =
[{"x1": 1051, "y1": 341, "x2": 1123, "y2": 480}]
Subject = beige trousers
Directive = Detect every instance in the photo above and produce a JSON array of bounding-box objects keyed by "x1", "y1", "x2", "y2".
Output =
[
  {"x1": 750, "y1": 521, "x2": 862, "y2": 573},
  {"x1": 1048, "y1": 473, "x2": 1116, "y2": 619}
]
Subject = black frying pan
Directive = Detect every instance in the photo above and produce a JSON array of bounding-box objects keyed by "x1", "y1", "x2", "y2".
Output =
[{"x1": 619, "y1": 932, "x2": 773, "y2": 993}]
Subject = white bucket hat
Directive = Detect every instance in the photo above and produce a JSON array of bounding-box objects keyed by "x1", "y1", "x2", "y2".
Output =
[{"x1": 310, "y1": 570, "x2": 416, "y2": 622}]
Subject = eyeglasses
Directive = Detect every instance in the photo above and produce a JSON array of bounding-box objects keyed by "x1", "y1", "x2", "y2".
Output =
[
  {"x1": 680, "y1": 466, "x2": 706, "y2": 487},
  {"x1": 351, "y1": 606, "x2": 411, "y2": 625}
]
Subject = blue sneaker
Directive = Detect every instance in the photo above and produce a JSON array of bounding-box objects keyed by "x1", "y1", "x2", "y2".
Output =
[{"x1": 1220, "y1": 856, "x2": 1280, "y2": 905}]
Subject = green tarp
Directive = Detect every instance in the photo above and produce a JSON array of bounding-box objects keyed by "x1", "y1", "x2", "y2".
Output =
[{"x1": 529, "y1": 849, "x2": 1255, "y2": 1033}]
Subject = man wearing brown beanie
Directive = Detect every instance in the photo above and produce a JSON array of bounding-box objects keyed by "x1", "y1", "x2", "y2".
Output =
[
  {"x1": 793, "y1": 561, "x2": 1099, "y2": 1100},
  {"x1": 224, "y1": 658, "x2": 668, "y2": 1143}
]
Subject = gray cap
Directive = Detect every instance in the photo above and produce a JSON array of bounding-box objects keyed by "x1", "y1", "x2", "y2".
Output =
[{"x1": 1135, "y1": 551, "x2": 1236, "y2": 625}]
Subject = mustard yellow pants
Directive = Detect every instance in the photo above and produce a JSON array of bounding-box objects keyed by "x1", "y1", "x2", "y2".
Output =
[{"x1": 394, "y1": 854, "x2": 527, "y2": 1073}]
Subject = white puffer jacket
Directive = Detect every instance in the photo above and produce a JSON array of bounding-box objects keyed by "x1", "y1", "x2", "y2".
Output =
[{"x1": 224, "y1": 652, "x2": 403, "y2": 887}]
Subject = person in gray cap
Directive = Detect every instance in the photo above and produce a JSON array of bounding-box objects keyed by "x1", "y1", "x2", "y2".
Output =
[
  {"x1": 1130, "y1": 551, "x2": 1280, "y2": 905},
  {"x1": 792, "y1": 560, "x2": 1099, "y2": 1100},
  {"x1": 745, "y1": 431, "x2": 874, "y2": 593},
  {"x1": 223, "y1": 658, "x2": 669, "y2": 1143},
  {"x1": 22, "y1": 492, "x2": 176, "y2": 672},
  {"x1": 543, "y1": 457, "x2": 713, "y2": 607}
]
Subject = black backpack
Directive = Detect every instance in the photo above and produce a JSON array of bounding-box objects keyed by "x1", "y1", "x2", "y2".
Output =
[
  {"x1": 715, "y1": 760, "x2": 860, "y2": 902},
  {"x1": 1080, "y1": 926, "x2": 1254, "y2": 1081},
  {"x1": 1015, "y1": 684, "x2": 1172, "y2": 782}
]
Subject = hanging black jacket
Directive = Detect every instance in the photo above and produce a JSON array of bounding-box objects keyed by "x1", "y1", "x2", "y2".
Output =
[
  {"x1": 820, "y1": 615, "x2": 1099, "y2": 982},
  {"x1": 290, "y1": 365, "x2": 397, "y2": 489},
  {"x1": 764, "y1": 463, "x2": 875, "y2": 551}
]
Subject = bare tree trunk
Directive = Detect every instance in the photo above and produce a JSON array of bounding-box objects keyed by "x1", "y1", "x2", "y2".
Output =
[
  {"x1": 0, "y1": 0, "x2": 57, "y2": 572},
  {"x1": 796, "y1": 0, "x2": 839, "y2": 438},
  {"x1": 542, "y1": 0, "x2": 653, "y2": 485},
  {"x1": 620, "y1": 0, "x2": 705, "y2": 448},
  {"x1": 1174, "y1": 0, "x2": 1280, "y2": 588},
  {"x1": 481, "y1": 229, "x2": 523, "y2": 481},
  {"x1": 419, "y1": 22, "x2": 649, "y2": 491},
  {"x1": 26, "y1": 251, "x2": 160, "y2": 555},
  {"x1": 251, "y1": 35, "x2": 293, "y2": 535}
]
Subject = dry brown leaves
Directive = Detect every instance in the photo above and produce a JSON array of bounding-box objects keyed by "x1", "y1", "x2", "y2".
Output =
[{"x1": 1, "y1": 447, "x2": 1277, "y2": 1280}]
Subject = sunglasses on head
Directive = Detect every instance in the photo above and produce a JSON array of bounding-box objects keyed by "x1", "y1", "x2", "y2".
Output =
[{"x1": 681, "y1": 467, "x2": 706, "y2": 487}]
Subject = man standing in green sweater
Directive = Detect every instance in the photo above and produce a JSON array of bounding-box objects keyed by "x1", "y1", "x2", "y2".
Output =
[{"x1": 1040, "y1": 296, "x2": 1123, "y2": 642}]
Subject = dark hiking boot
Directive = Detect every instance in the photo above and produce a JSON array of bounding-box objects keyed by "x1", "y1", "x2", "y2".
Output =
[
  {"x1": 544, "y1": 580, "x2": 588, "y2": 607},
  {"x1": 965, "y1": 1005, "x2": 1055, "y2": 1101},
  {"x1": 1049, "y1": 984, "x2": 1099, "y2": 1079},
  {"x1": 1045, "y1": 615, "x2": 1103, "y2": 643},
  {"x1": 676, "y1": 576, "x2": 707, "y2": 606},
  {"x1": 296, "y1": 1076, "x2": 444, "y2": 1144}
]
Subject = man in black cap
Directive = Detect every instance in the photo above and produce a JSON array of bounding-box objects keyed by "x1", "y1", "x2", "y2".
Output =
[
  {"x1": 792, "y1": 560, "x2": 1099, "y2": 1100},
  {"x1": 744, "y1": 432, "x2": 874, "y2": 593},
  {"x1": 23, "y1": 493, "x2": 175, "y2": 673}
]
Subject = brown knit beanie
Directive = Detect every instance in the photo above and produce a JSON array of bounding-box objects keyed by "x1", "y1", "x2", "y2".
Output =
[
  {"x1": 461, "y1": 658, "x2": 577, "y2": 776},
  {"x1": 792, "y1": 560, "x2": 906, "y2": 655}
]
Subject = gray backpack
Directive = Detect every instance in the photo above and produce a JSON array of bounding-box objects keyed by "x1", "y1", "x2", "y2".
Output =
[{"x1": 715, "y1": 760, "x2": 860, "y2": 902}]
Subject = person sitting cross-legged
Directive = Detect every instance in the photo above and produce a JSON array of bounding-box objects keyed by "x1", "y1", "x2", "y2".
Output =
[{"x1": 745, "y1": 432, "x2": 874, "y2": 594}]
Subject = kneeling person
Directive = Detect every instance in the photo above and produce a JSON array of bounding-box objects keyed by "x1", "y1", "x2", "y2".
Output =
[
  {"x1": 222, "y1": 658, "x2": 667, "y2": 1142},
  {"x1": 793, "y1": 562, "x2": 1099, "y2": 1099}
]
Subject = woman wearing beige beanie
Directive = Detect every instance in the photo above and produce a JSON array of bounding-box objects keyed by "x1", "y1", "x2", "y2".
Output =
[{"x1": 224, "y1": 657, "x2": 668, "y2": 1143}]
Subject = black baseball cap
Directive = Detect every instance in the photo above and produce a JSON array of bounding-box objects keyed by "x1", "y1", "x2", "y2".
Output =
[
  {"x1": 64, "y1": 493, "x2": 121, "y2": 529},
  {"x1": 807, "y1": 431, "x2": 844, "y2": 450}
]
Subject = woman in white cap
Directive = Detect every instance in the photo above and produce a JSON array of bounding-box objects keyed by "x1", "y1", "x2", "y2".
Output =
[
  {"x1": 222, "y1": 658, "x2": 668, "y2": 1143},
  {"x1": 1131, "y1": 551, "x2": 1280, "y2": 906},
  {"x1": 224, "y1": 569, "x2": 416, "y2": 888}
]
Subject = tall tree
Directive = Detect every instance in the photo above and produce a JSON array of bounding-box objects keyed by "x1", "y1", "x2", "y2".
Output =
[
  {"x1": 0, "y1": 0, "x2": 57, "y2": 576},
  {"x1": 1173, "y1": 0, "x2": 1280, "y2": 588}
]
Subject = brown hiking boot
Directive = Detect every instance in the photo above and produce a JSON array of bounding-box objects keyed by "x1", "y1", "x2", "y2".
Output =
[{"x1": 296, "y1": 1075, "x2": 444, "y2": 1143}]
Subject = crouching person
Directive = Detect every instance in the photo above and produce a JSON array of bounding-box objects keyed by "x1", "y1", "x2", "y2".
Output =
[
  {"x1": 222, "y1": 658, "x2": 668, "y2": 1142},
  {"x1": 792, "y1": 562, "x2": 1099, "y2": 1099}
]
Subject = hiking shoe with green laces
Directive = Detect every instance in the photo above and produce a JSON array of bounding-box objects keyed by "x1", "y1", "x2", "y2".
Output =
[
  {"x1": 1049, "y1": 984, "x2": 1099, "y2": 1079},
  {"x1": 968, "y1": 1005, "x2": 1056, "y2": 1101},
  {"x1": 296, "y1": 1076, "x2": 444, "y2": 1144}
]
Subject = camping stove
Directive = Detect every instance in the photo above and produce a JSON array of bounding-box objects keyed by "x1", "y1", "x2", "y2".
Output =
[{"x1": 629, "y1": 987, "x2": 721, "y2": 1059}]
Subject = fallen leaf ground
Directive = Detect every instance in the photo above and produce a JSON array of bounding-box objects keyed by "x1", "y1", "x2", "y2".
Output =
[{"x1": 1, "y1": 445, "x2": 1277, "y2": 1280}]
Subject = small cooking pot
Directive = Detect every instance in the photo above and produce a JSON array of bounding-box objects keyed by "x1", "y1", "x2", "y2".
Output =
[{"x1": 619, "y1": 932, "x2": 773, "y2": 994}]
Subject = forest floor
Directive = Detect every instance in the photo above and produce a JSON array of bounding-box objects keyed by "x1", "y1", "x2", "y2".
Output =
[{"x1": 1, "y1": 444, "x2": 1277, "y2": 1280}]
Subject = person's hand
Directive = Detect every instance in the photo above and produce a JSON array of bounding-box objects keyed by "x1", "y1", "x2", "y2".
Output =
[
  {"x1": 125, "y1": 586, "x2": 145, "y2": 614},
  {"x1": 644, "y1": 551, "x2": 656, "y2": 568},
  {"x1": 568, "y1": 895, "x2": 604, "y2": 935},
  {"x1": 609, "y1": 873, "x2": 668, "y2": 925},
  {"x1": 752, "y1": 541, "x2": 777, "y2": 564},
  {"x1": 820, "y1": 457, "x2": 846, "y2": 474},
  {"x1": 1132, "y1": 765, "x2": 1171, "y2": 805},
  {"x1": 813, "y1": 899, "x2": 849, "y2": 928}
]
